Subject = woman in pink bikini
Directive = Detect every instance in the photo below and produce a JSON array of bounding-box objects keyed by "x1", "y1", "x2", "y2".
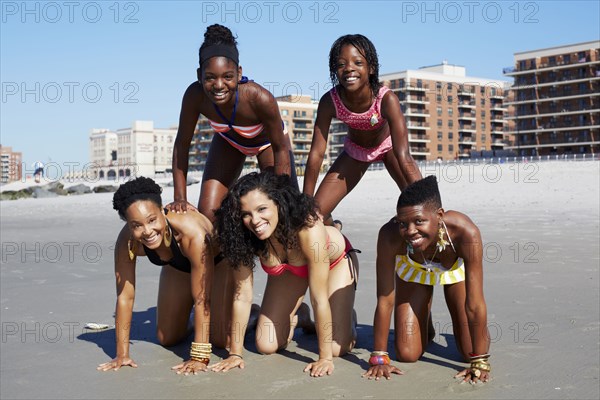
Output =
[
  {"x1": 210, "y1": 171, "x2": 359, "y2": 377},
  {"x1": 168, "y1": 24, "x2": 296, "y2": 220},
  {"x1": 303, "y1": 34, "x2": 422, "y2": 223}
]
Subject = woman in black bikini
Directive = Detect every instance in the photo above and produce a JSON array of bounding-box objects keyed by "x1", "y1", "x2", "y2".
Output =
[{"x1": 97, "y1": 177, "x2": 233, "y2": 375}]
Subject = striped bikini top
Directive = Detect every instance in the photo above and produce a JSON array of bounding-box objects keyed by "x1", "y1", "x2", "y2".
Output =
[
  {"x1": 329, "y1": 86, "x2": 390, "y2": 131},
  {"x1": 209, "y1": 76, "x2": 264, "y2": 138}
]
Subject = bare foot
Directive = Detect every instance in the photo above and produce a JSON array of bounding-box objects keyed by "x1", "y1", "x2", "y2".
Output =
[{"x1": 296, "y1": 303, "x2": 316, "y2": 335}]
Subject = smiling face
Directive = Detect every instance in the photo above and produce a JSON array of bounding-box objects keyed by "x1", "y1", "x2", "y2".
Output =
[
  {"x1": 125, "y1": 200, "x2": 167, "y2": 250},
  {"x1": 396, "y1": 204, "x2": 442, "y2": 253},
  {"x1": 200, "y1": 56, "x2": 242, "y2": 105},
  {"x1": 240, "y1": 189, "x2": 279, "y2": 241},
  {"x1": 335, "y1": 44, "x2": 372, "y2": 92}
]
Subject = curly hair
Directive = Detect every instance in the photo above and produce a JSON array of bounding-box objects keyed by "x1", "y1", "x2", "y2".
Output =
[
  {"x1": 396, "y1": 175, "x2": 442, "y2": 211},
  {"x1": 112, "y1": 177, "x2": 163, "y2": 221},
  {"x1": 215, "y1": 172, "x2": 318, "y2": 269},
  {"x1": 329, "y1": 34, "x2": 381, "y2": 97},
  {"x1": 199, "y1": 24, "x2": 238, "y2": 66}
]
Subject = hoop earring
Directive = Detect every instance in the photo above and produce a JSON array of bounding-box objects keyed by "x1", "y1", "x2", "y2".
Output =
[
  {"x1": 163, "y1": 224, "x2": 172, "y2": 247},
  {"x1": 128, "y1": 239, "x2": 137, "y2": 261},
  {"x1": 436, "y1": 222, "x2": 450, "y2": 253}
]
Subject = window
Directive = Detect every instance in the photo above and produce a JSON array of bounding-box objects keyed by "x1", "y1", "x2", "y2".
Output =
[
  {"x1": 436, "y1": 94, "x2": 442, "y2": 102},
  {"x1": 437, "y1": 106, "x2": 442, "y2": 116},
  {"x1": 563, "y1": 54, "x2": 570, "y2": 63},
  {"x1": 448, "y1": 120, "x2": 454, "y2": 128},
  {"x1": 448, "y1": 108, "x2": 453, "y2": 116},
  {"x1": 549, "y1": 56, "x2": 556, "y2": 65},
  {"x1": 282, "y1": 110, "x2": 288, "y2": 116},
  {"x1": 448, "y1": 95, "x2": 453, "y2": 103},
  {"x1": 448, "y1": 132, "x2": 453, "y2": 139},
  {"x1": 481, "y1": 123, "x2": 486, "y2": 131},
  {"x1": 482, "y1": 134, "x2": 486, "y2": 142},
  {"x1": 437, "y1": 144, "x2": 443, "y2": 152},
  {"x1": 437, "y1": 120, "x2": 443, "y2": 127},
  {"x1": 481, "y1": 98, "x2": 485, "y2": 106},
  {"x1": 447, "y1": 82, "x2": 453, "y2": 91},
  {"x1": 449, "y1": 144, "x2": 454, "y2": 152},
  {"x1": 437, "y1": 131, "x2": 443, "y2": 140},
  {"x1": 481, "y1": 110, "x2": 486, "y2": 118},
  {"x1": 436, "y1": 82, "x2": 442, "y2": 90}
]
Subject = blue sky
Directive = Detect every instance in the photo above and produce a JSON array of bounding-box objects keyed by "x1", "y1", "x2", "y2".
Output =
[{"x1": 1, "y1": 0, "x2": 599, "y2": 169}]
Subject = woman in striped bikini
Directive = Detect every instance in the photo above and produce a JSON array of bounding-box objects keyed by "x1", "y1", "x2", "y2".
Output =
[
  {"x1": 363, "y1": 176, "x2": 491, "y2": 383},
  {"x1": 168, "y1": 24, "x2": 296, "y2": 220},
  {"x1": 210, "y1": 172, "x2": 359, "y2": 377}
]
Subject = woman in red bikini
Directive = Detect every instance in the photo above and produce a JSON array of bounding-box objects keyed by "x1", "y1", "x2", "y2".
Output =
[
  {"x1": 303, "y1": 34, "x2": 422, "y2": 223},
  {"x1": 167, "y1": 24, "x2": 296, "y2": 220},
  {"x1": 210, "y1": 171, "x2": 359, "y2": 377}
]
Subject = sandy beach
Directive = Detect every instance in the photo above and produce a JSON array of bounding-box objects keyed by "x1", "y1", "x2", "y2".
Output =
[{"x1": 1, "y1": 160, "x2": 599, "y2": 399}]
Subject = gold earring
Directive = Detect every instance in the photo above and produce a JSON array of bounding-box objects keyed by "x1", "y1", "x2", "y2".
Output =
[
  {"x1": 128, "y1": 239, "x2": 137, "y2": 261},
  {"x1": 163, "y1": 224, "x2": 172, "y2": 247},
  {"x1": 436, "y1": 222, "x2": 450, "y2": 252}
]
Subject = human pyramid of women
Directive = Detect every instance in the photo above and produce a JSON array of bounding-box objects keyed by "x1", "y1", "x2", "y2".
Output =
[{"x1": 97, "y1": 24, "x2": 491, "y2": 384}]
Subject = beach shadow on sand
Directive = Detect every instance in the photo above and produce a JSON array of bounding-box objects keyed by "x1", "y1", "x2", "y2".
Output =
[{"x1": 77, "y1": 307, "x2": 161, "y2": 358}]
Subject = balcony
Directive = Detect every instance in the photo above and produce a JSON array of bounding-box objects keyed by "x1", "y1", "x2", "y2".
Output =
[
  {"x1": 458, "y1": 138, "x2": 477, "y2": 145},
  {"x1": 458, "y1": 125, "x2": 476, "y2": 133},
  {"x1": 406, "y1": 122, "x2": 430, "y2": 130},
  {"x1": 458, "y1": 91, "x2": 475, "y2": 97},
  {"x1": 512, "y1": 77, "x2": 600, "y2": 90},
  {"x1": 458, "y1": 102, "x2": 476, "y2": 109},
  {"x1": 404, "y1": 109, "x2": 430, "y2": 118},
  {"x1": 406, "y1": 85, "x2": 427, "y2": 92},
  {"x1": 409, "y1": 134, "x2": 431, "y2": 143},
  {"x1": 458, "y1": 114, "x2": 476, "y2": 121},
  {"x1": 293, "y1": 135, "x2": 312, "y2": 143},
  {"x1": 410, "y1": 147, "x2": 430, "y2": 155},
  {"x1": 405, "y1": 96, "x2": 430, "y2": 104}
]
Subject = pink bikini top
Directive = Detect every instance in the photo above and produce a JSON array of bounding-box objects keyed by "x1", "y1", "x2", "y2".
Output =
[
  {"x1": 260, "y1": 236, "x2": 352, "y2": 279},
  {"x1": 329, "y1": 86, "x2": 390, "y2": 131}
]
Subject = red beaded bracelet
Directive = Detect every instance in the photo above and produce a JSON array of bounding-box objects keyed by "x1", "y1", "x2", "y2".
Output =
[{"x1": 368, "y1": 354, "x2": 391, "y2": 366}]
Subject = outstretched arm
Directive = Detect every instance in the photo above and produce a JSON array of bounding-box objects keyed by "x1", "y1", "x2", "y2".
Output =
[
  {"x1": 300, "y1": 223, "x2": 335, "y2": 377},
  {"x1": 381, "y1": 92, "x2": 422, "y2": 188},
  {"x1": 454, "y1": 218, "x2": 490, "y2": 383},
  {"x1": 254, "y1": 86, "x2": 293, "y2": 179},
  {"x1": 171, "y1": 218, "x2": 214, "y2": 374},
  {"x1": 363, "y1": 221, "x2": 404, "y2": 380},
  {"x1": 97, "y1": 226, "x2": 138, "y2": 371},
  {"x1": 303, "y1": 94, "x2": 334, "y2": 196},
  {"x1": 169, "y1": 83, "x2": 203, "y2": 213},
  {"x1": 210, "y1": 266, "x2": 253, "y2": 372}
]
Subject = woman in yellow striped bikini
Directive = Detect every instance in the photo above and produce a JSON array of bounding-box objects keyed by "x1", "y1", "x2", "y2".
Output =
[{"x1": 363, "y1": 176, "x2": 491, "y2": 383}]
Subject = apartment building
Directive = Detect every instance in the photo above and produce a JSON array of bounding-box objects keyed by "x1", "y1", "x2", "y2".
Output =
[
  {"x1": 381, "y1": 62, "x2": 510, "y2": 160},
  {"x1": 89, "y1": 121, "x2": 177, "y2": 179},
  {"x1": 0, "y1": 145, "x2": 22, "y2": 183},
  {"x1": 503, "y1": 41, "x2": 599, "y2": 156}
]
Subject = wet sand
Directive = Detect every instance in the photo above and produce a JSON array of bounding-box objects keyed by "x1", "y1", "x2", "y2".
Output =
[{"x1": 1, "y1": 161, "x2": 598, "y2": 399}]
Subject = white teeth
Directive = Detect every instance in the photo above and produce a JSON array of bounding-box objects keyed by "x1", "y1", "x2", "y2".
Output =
[
  {"x1": 254, "y1": 223, "x2": 267, "y2": 234},
  {"x1": 345, "y1": 77, "x2": 358, "y2": 82}
]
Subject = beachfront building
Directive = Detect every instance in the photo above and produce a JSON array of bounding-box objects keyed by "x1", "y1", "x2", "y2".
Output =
[
  {"x1": 503, "y1": 41, "x2": 600, "y2": 156},
  {"x1": 380, "y1": 62, "x2": 511, "y2": 160},
  {"x1": 189, "y1": 95, "x2": 322, "y2": 175},
  {"x1": 0, "y1": 145, "x2": 22, "y2": 183},
  {"x1": 88, "y1": 121, "x2": 177, "y2": 179}
]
